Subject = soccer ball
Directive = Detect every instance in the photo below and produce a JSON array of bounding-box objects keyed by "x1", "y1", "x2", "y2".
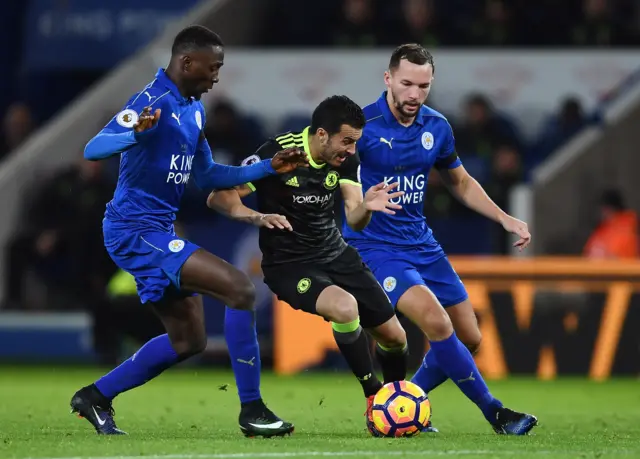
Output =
[{"x1": 370, "y1": 380, "x2": 431, "y2": 437}]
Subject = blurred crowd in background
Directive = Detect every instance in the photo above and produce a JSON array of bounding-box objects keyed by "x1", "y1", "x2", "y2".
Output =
[
  {"x1": 263, "y1": 0, "x2": 640, "y2": 48},
  {"x1": 0, "y1": 0, "x2": 638, "y2": 339}
]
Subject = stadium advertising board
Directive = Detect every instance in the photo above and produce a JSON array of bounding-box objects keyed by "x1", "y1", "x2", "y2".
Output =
[
  {"x1": 274, "y1": 257, "x2": 640, "y2": 380},
  {"x1": 24, "y1": 0, "x2": 199, "y2": 70}
]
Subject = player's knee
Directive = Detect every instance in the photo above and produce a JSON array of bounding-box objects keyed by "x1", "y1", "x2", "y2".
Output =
[
  {"x1": 462, "y1": 334, "x2": 482, "y2": 355},
  {"x1": 326, "y1": 292, "x2": 359, "y2": 324},
  {"x1": 420, "y1": 306, "x2": 453, "y2": 341},
  {"x1": 172, "y1": 332, "x2": 207, "y2": 358},
  {"x1": 227, "y1": 276, "x2": 256, "y2": 311},
  {"x1": 186, "y1": 333, "x2": 207, "y2": 356},
  {"x1": 378, "y1": 323, "x2": 407, "y2": 349}
]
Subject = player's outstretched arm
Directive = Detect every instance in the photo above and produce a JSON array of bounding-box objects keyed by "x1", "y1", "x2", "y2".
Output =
[
  {"x1": 439, "y1": 165, "x2": 531, "y2": 250},
  {"x1": 206, "y1": 187, "x2": 292, "y2": 231},
  {"x1": 84, "y1": 107, "x2": 161, "y2": 161},
  {"x1": 341, "y1": 181, "x2": 404, "y2": 232},
  {"x1": 192, "y1": 136, "x2": 307, "y2": 190}
]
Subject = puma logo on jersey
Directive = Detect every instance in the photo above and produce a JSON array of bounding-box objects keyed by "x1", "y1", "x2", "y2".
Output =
[
  {"x1": 380, "y1": 137, "x2": 394, "y2": 149},
  {"x1": 172, "y1": 113, "x2": 181, "y2": 125},
  {"x1": 144, "y1": 91, "x2": 156, "y2": 102},
  {"x1": 285, "y1": 177, "x2": 299, "y2": 187}
]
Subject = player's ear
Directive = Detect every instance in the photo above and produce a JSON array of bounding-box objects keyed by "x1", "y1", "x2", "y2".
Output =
[
  {"x1": 317, "y1": 127, "x2": 328, "y2": 144},
  {"x1": 182, "y1": 55, "x2": 192, "y2": 72},
  {"x1": 383, "y1": 70, "x2": 391, "y2": 87}
]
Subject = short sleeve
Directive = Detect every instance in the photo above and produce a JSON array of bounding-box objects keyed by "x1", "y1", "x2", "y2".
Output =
[
  {"x1": 238, "y1": 139, "x2": 281, "y2": 191},
  {"x1": 103, "y1": 88, "x2": 167, "y2": 134},
  {"x1": 434, "y1": 121, "x2": 462, "y2": 170},
  {"x1": 338, "y1": 154, "x2": 361, "y2": 187}
]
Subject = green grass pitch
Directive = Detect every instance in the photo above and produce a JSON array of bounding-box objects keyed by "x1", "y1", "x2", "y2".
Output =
[{"x1": 1, "y1": 367, "x2": 639, "y2": 459}]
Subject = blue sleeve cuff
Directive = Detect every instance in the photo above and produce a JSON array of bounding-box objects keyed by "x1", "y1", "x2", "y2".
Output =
[{"x1": 262, "y1": 158, "x2": 276, "y2": 175}]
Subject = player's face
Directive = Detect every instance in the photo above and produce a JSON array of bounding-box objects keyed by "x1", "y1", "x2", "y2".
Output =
[
  {"x1": 183, "y1": 46, "x2": 224, "y2": 100},
  {"x1": 384, "y1": 59, "x2": 433, "y2": 119},
  {"x1": 318, "y1": 124, "x2": 362, "y2": 167}
]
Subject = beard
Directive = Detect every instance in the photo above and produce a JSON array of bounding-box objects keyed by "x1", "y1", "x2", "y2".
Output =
[{"x1": 390, "y1": 90, "x2": 423, "y2": 119}]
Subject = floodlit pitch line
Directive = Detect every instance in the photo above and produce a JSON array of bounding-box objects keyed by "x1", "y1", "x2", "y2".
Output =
[{"x1": 28, "y1": 451, "x2": 637, "y2": 459}]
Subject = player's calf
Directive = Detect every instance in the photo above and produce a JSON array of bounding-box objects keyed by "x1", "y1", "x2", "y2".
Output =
[
  {"x1": 153, "y1": 297, "x2": 208, "y2": 359},
  {"x1": 316, "y1": 286, "x2": 383, "y2": 398},
  {"x1": 369, "y1": 317, "x2": 408, "y2": 383}
]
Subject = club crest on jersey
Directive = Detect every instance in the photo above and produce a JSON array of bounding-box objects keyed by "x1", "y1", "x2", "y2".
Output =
[
  {"x1": 195, "y1": 111, "x2": 202, "y2": 130},
  {"x1": 297, "y1": 277, "x2": 311, "y2": 294},
  {"x1": 116, "y1": 109, "x2": 139, "y2": 128},
  {"x1": 168, "y1": 239, "x2": 185, "y2": 253},
  {"x1": 383, "y1": 276, "x2": 397, "y2": 292},
  {"x1": 324, "y1": 171, "x2": 339, "y2": 190},
  {"x1": 241, "y1": 154, "x2": 261, "y2": 166},
  {"x1": 422, "y1": 132, "x2": 435, "y2": 150}
]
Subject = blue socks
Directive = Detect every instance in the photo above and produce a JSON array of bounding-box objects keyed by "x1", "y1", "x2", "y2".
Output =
[
  {"x1": 93, "y1": 308, "x2": 263, "y2": 406},
  {"x1": 95, "y1": 333, "x2": 179, "y2": 399},
  {"x1": 412, "y1": 332, "x2": 502, "y2": 422},
  {"x1": 411, "y1": 349, "x2": 448, "y2": 393},
  {"x1": 224, "y1": 307, "x2": 262, "y2": 404}
]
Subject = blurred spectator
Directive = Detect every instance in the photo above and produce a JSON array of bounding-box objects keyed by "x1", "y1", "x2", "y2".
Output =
[
  {"x1": 486, "y1": 144, "x2": 523, "y2": 253},
  {"x1": 260, "y1": 0, "x2": 335, "y2": 47},
  {"x1": 583, "y1": 189, "x2": 639, "y2": 259},
  {"x1": 455, "y1": 94, "x2": 522, "y2": 160},
  {"x1": 4, "y1": 155, "x2": 115, "y2": 309},
  {"x1": 204, "y1": 100, "x2": 260, "y2": 165},
  {"x1": 0, "y1": 102, "x2": 35, "y2": 160},
  {"x1": 571, "y1": 0, "x2": 619, "y2": 47},
  {"x1": 333, "y1": 0, "x2": 379, "y2": 47},
  {"x1": 383, "y1": 0, "x2": 446, "y2": 47},
  {"x1": 423, "y1": 170, "x2": 469, "y2": 218},
  {"x1": 530, "y1": 97, "x2": 588, "y2": 169},
  {"x1": 468, "y1": 0, "x2": 515, "y2": 47}
]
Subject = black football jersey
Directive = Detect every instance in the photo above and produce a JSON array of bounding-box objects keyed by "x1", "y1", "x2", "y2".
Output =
[{"x1": 239, "y1": 127, "x2": 361, "y2": 267}]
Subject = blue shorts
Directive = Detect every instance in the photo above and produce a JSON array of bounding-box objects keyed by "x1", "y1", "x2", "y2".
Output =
[
  {"x1": 356, "y1": 245, "x2": 468, "y2": 308},
  {"x1": 103, "y1": 221, "x2": 200, "y2": 304}
]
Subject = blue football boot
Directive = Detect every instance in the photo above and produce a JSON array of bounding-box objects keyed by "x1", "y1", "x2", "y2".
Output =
[{"x1": 491, "y1": 407, "x2": 538, "y2": 435}]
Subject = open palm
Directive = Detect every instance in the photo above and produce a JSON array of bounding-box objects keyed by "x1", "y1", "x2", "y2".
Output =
[{"x1": 363, "y1": 182, "x2": 404, "y2": 215}]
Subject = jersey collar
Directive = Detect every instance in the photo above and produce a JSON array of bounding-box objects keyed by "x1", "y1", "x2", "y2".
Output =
[
  {"x1": 156, "y1": 68, "x2": 192, "y2": 105},
  {"x1": 302, "y1": 126, "x2": 326, "y2": 169},
  {"x1": 377, "y1": 91, "x2": 424, "y2": 127}
]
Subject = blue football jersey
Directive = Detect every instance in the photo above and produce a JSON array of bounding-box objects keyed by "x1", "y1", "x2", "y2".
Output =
[
  {"x1": 103, "y1": 68, "x2": 207, "y2": 231},
  {"x1": 343, "y1": 92, "x2": 461, "y2": 248}
]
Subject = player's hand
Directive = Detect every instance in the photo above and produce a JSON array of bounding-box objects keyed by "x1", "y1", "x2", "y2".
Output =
[
  {"x1": 271, "y1": 148, "x2": 309, "y2": 174},
  {"x1": 363, "y1": 182, "x2": 404, "y2": 215},
  {"x1": 500, "y1": 215, "x2": 531, "y2": 251},
  {"x1": 255, "y1": 214, "x2": 292, "y2": 231},
  {"x1": 134, "y1": 107, "x2": 161, "y2": 133}
]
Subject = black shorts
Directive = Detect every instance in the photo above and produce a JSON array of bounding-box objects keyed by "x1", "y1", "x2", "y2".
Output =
[{"x1": 262, "y1": 246, "x2": 395, "y2": 329}]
